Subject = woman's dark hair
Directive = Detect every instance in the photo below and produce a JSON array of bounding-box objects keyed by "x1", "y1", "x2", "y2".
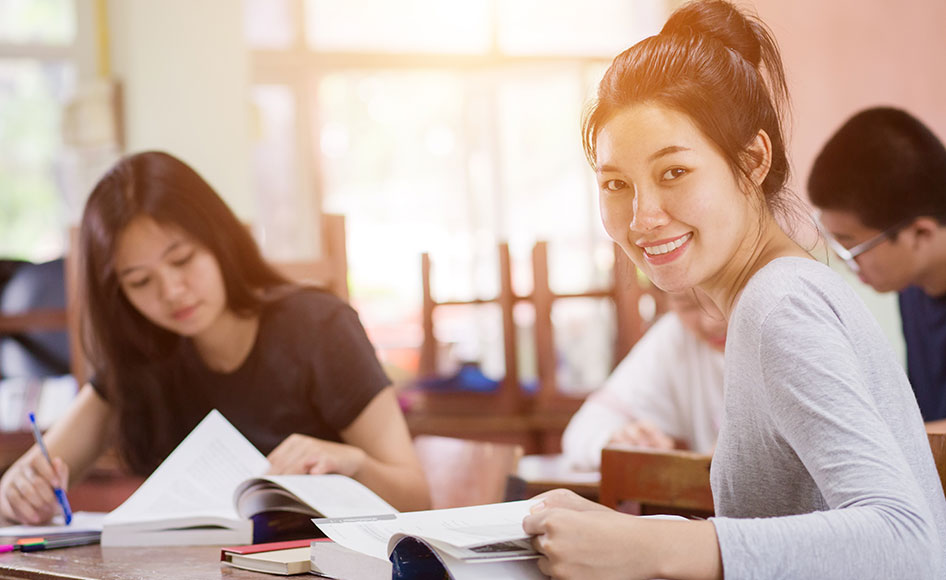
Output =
[
  {"x1": 79, "y1": 150, "x2": 290, "y2": 473},
  {"x1": 808, "y1": 106, "x2": 946, "y2": 230},
  {"x1": 582, "y1": 0, "x2": 792, "y2": 215}
]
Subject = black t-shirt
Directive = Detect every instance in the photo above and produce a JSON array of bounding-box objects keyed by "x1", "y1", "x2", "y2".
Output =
[
  {"x1": 93, "y1": 288, "x2": 390, "y2": 457},
  {"x1": 899, "y1": 285, "x2": 946, "y2": 421}
]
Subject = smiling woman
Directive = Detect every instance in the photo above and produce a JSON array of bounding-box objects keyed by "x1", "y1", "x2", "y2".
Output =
[
  {"x1": 0, "y1": 151, "x2": 431, "y2": 526},
  {"x1": 521, "y1": 1, "x2": 946, "y2": 579}
]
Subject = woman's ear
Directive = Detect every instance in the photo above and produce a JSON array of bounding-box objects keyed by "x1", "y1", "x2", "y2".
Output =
[
  {"x1": 907, "y1": 216, "x2": 944, "y2": 247},
  {"x1": 745, "y1": 130, "x2": 773, "y2": 187}
]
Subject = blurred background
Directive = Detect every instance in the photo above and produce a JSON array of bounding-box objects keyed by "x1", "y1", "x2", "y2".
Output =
[{"x1": 2, "y1": 0, "x2": 945, "y2": 439}]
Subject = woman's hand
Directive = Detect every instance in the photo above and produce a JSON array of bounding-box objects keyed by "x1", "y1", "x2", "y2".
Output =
[
  {"x1": 266, "y1": 434, "x2": 367, "y2": 477},
  {"x1": 522, "y1": 489, "x2": 723, "y2": 580},
  {"x1": 0, "y1": 450, "x2": 70, "y2": 525},
  {"x1": 530, "y1": 488, "x2": 611, "y2": 513},
  {"x1": 523, "y1": 496, "x2": 657, "y2": 580},
  {"x1": 608, "y1": 419, "x2": 675, "y2": 450}
]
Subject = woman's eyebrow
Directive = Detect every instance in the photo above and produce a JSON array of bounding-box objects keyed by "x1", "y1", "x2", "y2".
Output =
[
  {"x1": 597, "y1": 145, "x2": 692, "y2": 174},
  {"x1": 117, "y1": 240, "x2": 187, "y2": 277}
]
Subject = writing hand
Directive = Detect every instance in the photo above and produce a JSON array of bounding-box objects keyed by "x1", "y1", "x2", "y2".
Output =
[
  {"x1": 266, "y1": 433, "x2": 366, "y2": 477},
  {"x1": 0, "y1": 452, "x2": 69, "y2": 525}
]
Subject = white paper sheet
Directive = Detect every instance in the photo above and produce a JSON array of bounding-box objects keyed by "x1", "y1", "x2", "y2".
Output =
[{"x1": 0, "y1": 511, "x2": 106, "y2": 537}]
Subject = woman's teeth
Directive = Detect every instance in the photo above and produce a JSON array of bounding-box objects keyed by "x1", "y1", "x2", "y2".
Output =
[{"x1": 644, "y1": 233, "x2": 691, "y2": 256}]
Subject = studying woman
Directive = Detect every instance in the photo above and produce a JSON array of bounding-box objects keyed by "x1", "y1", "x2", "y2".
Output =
[
  {"x1": 0, "y1": 151, "x2": 430, "y2": 525},
  {"x1": 523, "y1": 1, "x2": 946, "y2": 578}
]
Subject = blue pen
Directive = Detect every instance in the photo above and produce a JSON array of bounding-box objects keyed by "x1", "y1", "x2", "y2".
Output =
[{"x1": 27, "y1": 413, "x2": 72, "y2": 525}]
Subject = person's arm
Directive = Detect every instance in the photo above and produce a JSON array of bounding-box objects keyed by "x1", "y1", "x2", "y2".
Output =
[
  {"x1": 925, "y1": 418, "x2": 946, "y2": 433},
  {"x1": 0, "y1": 384, "x2": 112, "y2": 524},
  {"x1": 523, "y1": 488, "x2": 722, "y2": 580},
  {"x1": 562, "y1": 315, "x2": 688, "y2": 469},
  {"x1": 712, "y1": 296, "x2": 942, "y2": 579},
  {"x1": 561, "y1": 396, "x2": 631, "y2": 470},
  {"x1": 267, "y1": 387, "x2": 430, "y2": 511}
]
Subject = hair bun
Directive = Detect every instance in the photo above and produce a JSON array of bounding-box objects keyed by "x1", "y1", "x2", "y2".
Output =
[{"x1": 661, "y1": 0, "x2": 762, "y2": 67}]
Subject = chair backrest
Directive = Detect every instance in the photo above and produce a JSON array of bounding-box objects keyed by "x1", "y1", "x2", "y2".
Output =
[
  {"x1": 599, "y1": 445, "x2": 714, "y2": 518},
  {"x1": 929, "y1": 431, "x2": 946, "y2": 496},
  {"x1": 413, "y1": 435, "x2": 523, "y2": 509}
]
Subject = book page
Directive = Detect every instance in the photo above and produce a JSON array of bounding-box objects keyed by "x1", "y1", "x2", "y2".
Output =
[
  {"x1": 105, "y1": 410, "x2": 270, "y2": 525},
  {"x1": 314, "y1": 500, "x2": 538, "y2": 562},
  {"x1": 240, "y1": 474, "x2": 397, "y2": 518}
]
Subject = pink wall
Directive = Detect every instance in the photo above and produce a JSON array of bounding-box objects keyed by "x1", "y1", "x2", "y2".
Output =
[{"x1": 749, "y1": 0, "x2": 946, "y2": 199}]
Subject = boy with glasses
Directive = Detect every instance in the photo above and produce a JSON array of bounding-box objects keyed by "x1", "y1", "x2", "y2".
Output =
[{"x1": 808, "y1": 106, "x2": 946, "y2": 429}]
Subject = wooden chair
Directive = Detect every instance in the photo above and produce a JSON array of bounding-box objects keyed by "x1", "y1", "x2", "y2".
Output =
[
  {"x1": 928, "y1": 431, "x2": 946, "y2": 496},
  {"x1": 413, "y1": 434, "x2": 523, "y2": 509},
  {"x1": 531, "y1": 241, "x2": 666, "y2": 414},
  {"x1": 599, "y1": 445, "x2": 714, "y2": 518},
  {"x1": 416, "y1": 243, "x2": 522, "y2": 416}
]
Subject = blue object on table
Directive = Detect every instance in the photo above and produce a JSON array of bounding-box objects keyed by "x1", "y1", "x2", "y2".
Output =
[{"x1": 416, "y1": 362, "x2": 501, "y2": 393}]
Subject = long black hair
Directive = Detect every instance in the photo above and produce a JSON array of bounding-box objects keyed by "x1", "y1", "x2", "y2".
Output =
[{"x1": 79, "y1": 151, "x2": 291, "y2": 473}]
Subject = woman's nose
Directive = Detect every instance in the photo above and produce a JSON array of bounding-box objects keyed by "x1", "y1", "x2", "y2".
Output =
[
  {"x1": 629, "y1": 187, "x2": 669, "y2": 232},
  {"x1": 157, "y1": 269, "x2": 186, "y2": 302}
]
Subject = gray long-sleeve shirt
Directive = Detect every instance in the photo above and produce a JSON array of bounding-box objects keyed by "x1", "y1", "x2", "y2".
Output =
[{"x1": 711, "y1": 257, "x2": 946, "y2": 579}]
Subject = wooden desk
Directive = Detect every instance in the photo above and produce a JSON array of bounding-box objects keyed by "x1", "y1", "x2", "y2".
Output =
[
  {"x1": 0, "y1": 545, "x2": 274, "y2": 579},
  {"x1": 508, "y1": 454, "x2": 600, "y2": 502}
]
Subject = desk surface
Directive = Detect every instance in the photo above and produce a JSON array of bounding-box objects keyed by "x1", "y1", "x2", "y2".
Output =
[{"x1": 0, "y1": 545, "x2": 273, "y2": 580}]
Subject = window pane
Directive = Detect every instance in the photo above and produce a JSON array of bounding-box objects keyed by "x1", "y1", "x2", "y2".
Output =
[
  {"x1": 498, "y1": 0, "x2": 667, "y2": 56},
  {"x1": 319, "y1": 70, "x2": 494, "y2": 302},
  {"x1": 250, "y1": 84, "x2": 311, "y2": 260},
  {"x1": 496, "y1": 65, "x2": 605, "y2": 284},
  {"x1": 305, "y1": 0, "x2": 490, "y2": 53},
  {"x1": 319, "y1": 70, "x2": 499, "y2": 373},
  {"x1": 0, "y1": 59, "x2": 75, "y2": 261},
  {"x1": 243, "y1": 0, "x2": 294, "y2": 49},
  {"x1": 431, "y1": 303, "x2": 506, "y2": 382},
  {"x1": 0, "y1": 0, "x2": 75, "y2": 44},
  {"x1": 553, "y1": 298, "x2": 615, "y2": 395}
]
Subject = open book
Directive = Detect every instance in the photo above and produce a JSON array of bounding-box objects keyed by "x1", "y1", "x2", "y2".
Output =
[
  {"x1": 314, "y1": 500, "x2": 549, "y2": 580},
  {"x1": 101, "y1": 410, "x2": 397, "y2": 547}
]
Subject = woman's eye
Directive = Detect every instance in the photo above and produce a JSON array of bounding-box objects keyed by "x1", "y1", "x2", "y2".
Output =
[
  {"x1": 128, "y1": 277, "x2": 151, "y2": 289},
  {"x1": 662, "y1": 167, "x2": 687, "y2": 181},
  {"x1": 171, "y1": 251, "x2": 195, "y2": 267},
  {"x1": 601, "y1": 179, "x2": 627, "y2": 192}
]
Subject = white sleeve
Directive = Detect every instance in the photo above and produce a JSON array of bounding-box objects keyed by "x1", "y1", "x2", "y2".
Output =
[{"x1": 561, "y1": 314, "x2": 689, "y2": 470}]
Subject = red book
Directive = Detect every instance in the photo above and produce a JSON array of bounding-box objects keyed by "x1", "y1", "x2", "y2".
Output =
[
  {"x1": 221, "y1": 538, "x2": 332, "y2": 575},
  {"x1": 220, "y1": 538, "x2": 329, "y2": 559}
]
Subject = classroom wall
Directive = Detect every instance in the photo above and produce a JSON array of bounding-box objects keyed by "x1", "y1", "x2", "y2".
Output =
[
  {"x1": 747, "y1": 0, "x2": 946, "y2": 361},
  {"x1": 105, "y1": 0, "x2": 253, "y2": 218}
]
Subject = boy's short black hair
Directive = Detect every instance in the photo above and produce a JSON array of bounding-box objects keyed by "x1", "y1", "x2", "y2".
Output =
[{"x1": 808, "y1": 106, "x2": 946, "y2": 230}]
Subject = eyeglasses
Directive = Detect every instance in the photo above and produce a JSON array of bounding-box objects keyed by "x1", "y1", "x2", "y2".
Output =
[{"x1": 814, "y1": 213, "x2": 913, "y2": 274}]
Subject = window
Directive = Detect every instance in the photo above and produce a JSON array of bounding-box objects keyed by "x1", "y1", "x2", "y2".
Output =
[
  {"x1": 245, "y1": 0, "x2": 669, "y2": 392},
  {"x1": 0, "y1": 0, "x2": 78, "y2": 261}
]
